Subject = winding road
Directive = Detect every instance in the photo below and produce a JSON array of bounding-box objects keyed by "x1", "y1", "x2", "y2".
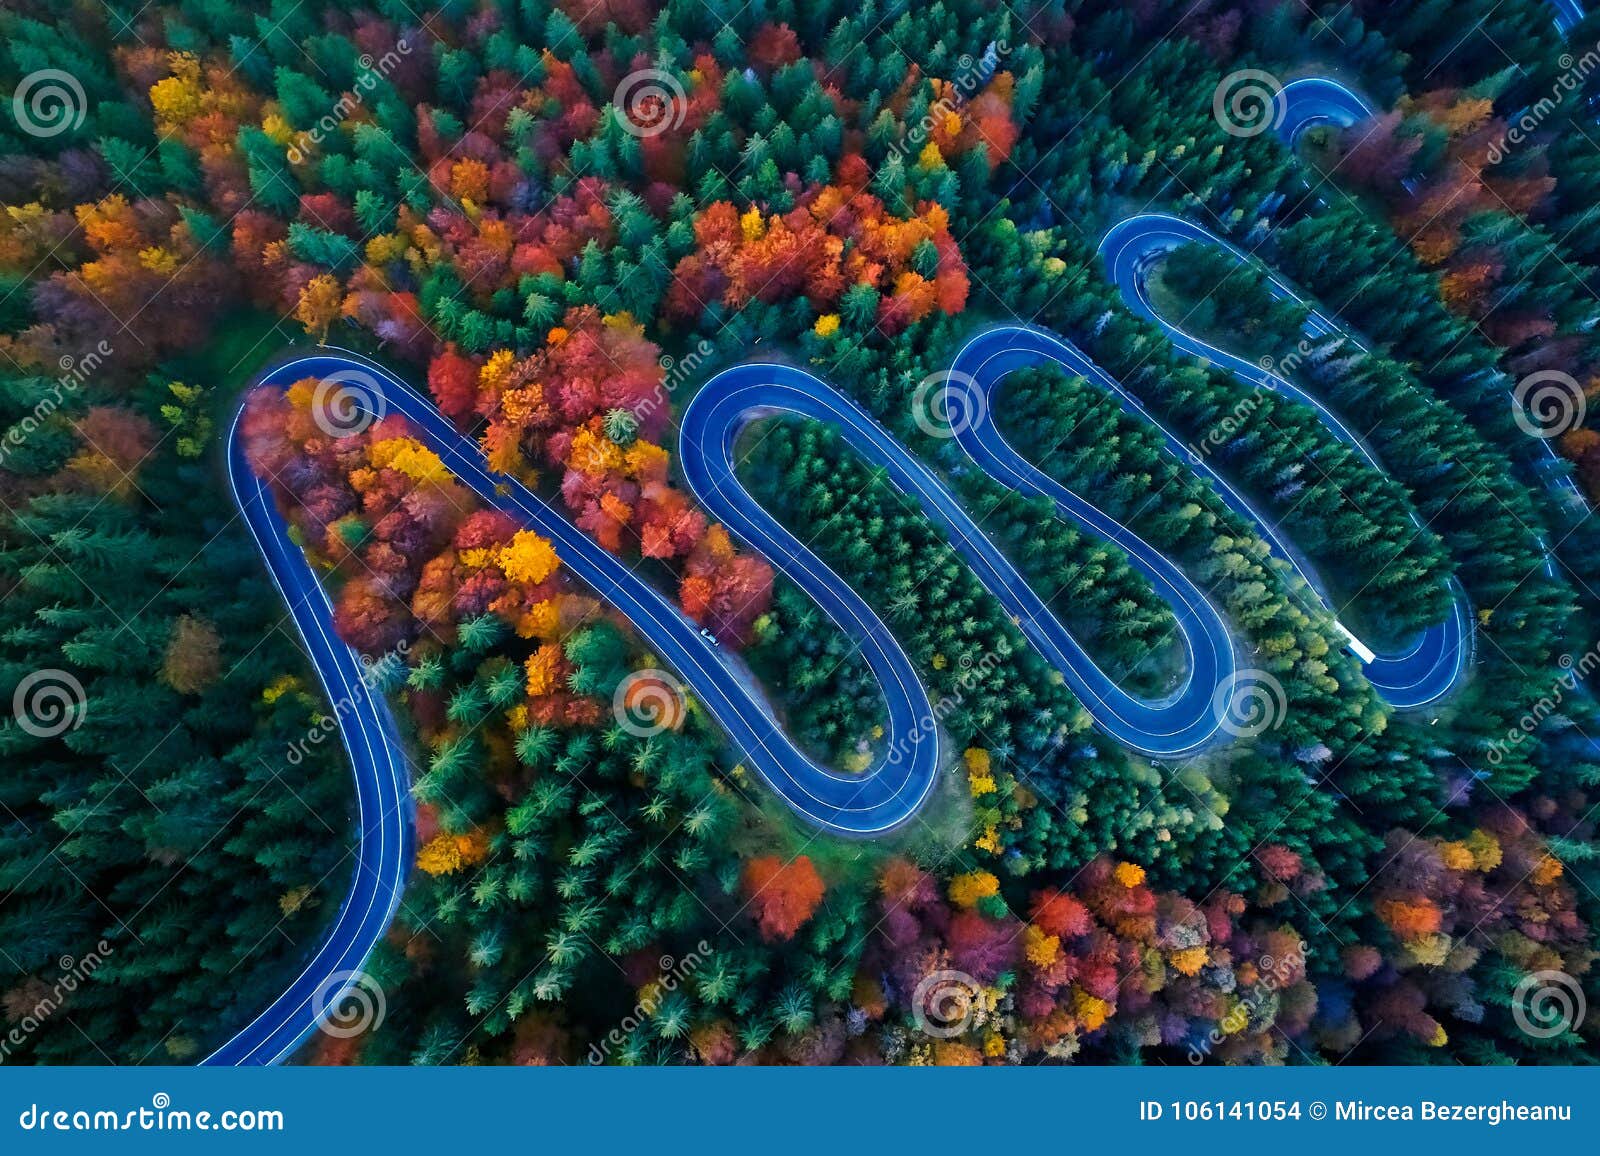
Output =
[
  {"x1": 212, "y1": 32, "x2": 1600, "y2": 1063},
  {"x1": 1277, "y1": 77, "x2": 1375, "y2": 146},
  {"x1": 209, "y1": 335, "x2": 1244, "y2": 1062},
  {"x1": 1273, "y1": 75, "x2": 1587, "y2": 532},
  {"x1": 214, "y1": 304, "x2": 1469, "y2": 1061},
  {"x1": 205, "y1": 399, "x2": 414, "y2": 1066},
  {"x1": 1099, "y1": 213, "x2": 1470, "y2": 706},
  {"x1": 684, "y1": 358, "x2": 1233, "y2": 760}
]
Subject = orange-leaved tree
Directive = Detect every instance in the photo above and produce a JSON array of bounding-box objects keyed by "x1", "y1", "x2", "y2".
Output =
[{"x1": 742, "y1": 855, "x2": 825, "y2": 941}]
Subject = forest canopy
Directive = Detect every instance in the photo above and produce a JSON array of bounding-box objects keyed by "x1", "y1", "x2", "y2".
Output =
[{"x1": 0, "y1": 0, "x2": 1596, "y2": 1068}]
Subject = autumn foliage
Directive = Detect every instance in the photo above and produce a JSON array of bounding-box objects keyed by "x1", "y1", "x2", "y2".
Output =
[
  {"x1": 240, "y1": 378, "x2": 595, "y2": 657},
  {"x1": 416, "y1": 828, "x2": 491, "y2": 876},
  {"x1": 742, "y1": 855, "x2": 826, "y2": 941},
  {"x1": 666, "y1": 166, "x2": 970, "y2": 335}
]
